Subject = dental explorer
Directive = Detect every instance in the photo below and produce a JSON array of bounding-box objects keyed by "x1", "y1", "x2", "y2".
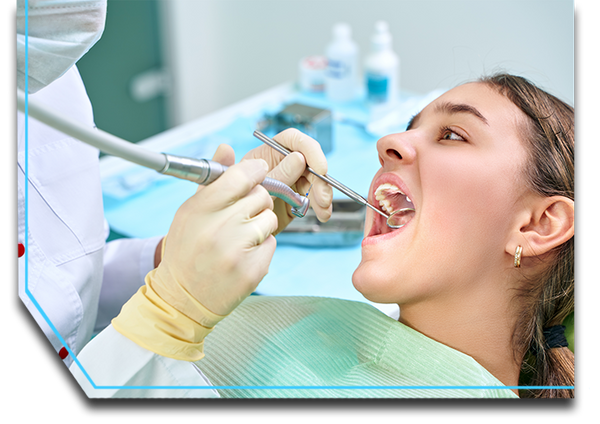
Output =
[
  {"x1": 253, "y1": 130, "x2": 389, "y2": 220},
  {"x1": 17, "y1": 90, "x2": 309, "y2": 218}
]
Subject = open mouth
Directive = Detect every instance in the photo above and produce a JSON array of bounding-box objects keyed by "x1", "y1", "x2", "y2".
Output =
[{"x1": 370, "y1": 183, "x2": 415, "y2": 236}]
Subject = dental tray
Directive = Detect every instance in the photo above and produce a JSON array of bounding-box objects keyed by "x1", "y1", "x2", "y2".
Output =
[{"x1": 276, "y1": 199, "x2": 366, "y2": 247}]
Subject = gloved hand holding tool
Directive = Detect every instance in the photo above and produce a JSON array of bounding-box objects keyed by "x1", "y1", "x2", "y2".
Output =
[
  {"x1": 18, "y1": 87, "x2": 332, "y2": 360},
  {"x1": 244, "y1": 128, "x2": 333, "y2": 234},
  {"x1": 113, "y1": 130, "x2": 333, "y2": 361}
]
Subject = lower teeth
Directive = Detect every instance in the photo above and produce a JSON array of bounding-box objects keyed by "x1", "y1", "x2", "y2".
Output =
[{"x1": 387, "y1": 208, "x2": 416, "y2": 229}]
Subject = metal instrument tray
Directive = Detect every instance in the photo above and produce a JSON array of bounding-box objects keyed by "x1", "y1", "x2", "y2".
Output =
[{"x1": 276, "y1": 199, "x2": 366, "y2": 247}]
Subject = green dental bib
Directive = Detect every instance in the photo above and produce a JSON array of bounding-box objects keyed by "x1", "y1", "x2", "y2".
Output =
[{"x1": 195, "y1": 296, "x2": 518, "y2": 398}]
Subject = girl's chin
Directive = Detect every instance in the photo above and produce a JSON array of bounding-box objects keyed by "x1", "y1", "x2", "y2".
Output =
[{"x1": 351, "y1": 262, "x2": 391, "y2": 303}]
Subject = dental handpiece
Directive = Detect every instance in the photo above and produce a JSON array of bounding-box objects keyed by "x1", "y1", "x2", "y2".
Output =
[
  {"x1": 160, "y1": 154, "x2": 309, "y2": 217},
  {"x1": 253, "y1": 130, "x2": 389, "y2": 219},
  {"x1": 17, "y1": 90, "x2": 310, "y2": 218}
]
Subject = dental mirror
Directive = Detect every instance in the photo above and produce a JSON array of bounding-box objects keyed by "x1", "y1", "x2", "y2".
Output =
[{"x1": 386, "y1": 208, "x2": 416, "y2": 229}]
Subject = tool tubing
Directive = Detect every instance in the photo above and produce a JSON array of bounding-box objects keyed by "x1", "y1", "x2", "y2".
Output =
[
  {"x1": 17, "y1": 90, "x2": 167, "y2": 172},
  {"x1": 18, "y1": 90, "x2": 310, "y2": 216}
]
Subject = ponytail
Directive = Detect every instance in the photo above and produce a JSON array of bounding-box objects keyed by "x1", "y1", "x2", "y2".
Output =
[
  {"x1": 480, "y1": 74, "x2": 575, "y2": 399},
  {"x1": 521, "y1": 322, "x2": 574, "y2": 398}
]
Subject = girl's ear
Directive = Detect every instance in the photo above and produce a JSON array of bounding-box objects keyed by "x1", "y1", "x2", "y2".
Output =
[{"x1": 506, "y1": 196, "x2": 574, "y2": 259}]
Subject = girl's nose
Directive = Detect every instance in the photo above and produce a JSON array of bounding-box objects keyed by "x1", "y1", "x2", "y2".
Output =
[{"x1": 376, "y1": 131, "x2": 417, "y2": 168}]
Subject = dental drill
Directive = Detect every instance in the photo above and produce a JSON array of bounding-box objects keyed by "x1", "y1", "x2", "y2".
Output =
[{"x1": 17, "y1": 90, "x2": 310, "y2": 218}]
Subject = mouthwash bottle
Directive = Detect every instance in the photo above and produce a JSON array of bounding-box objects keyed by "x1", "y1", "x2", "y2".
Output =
[{"x1": 365, "y1": 21, "x2": 399, "y2": 107}]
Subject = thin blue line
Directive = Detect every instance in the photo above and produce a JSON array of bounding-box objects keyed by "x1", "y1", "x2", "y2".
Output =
[
  {"x1": 88, "y1": 385, "x2": 575, "y2": 391},
  {"x1": 21, "y1": 0, "x2": 99, "y2": 389},
  {"x1": 24, "y1": 1, "x2": 28, "y2": 306},
  {"x1": 20, "y1": 0, "x2": 575, "y2": 394}
]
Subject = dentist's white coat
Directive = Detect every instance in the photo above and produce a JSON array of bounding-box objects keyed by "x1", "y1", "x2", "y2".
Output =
[{"x1": 17, "y1": 66, "x2": 217, "y2": 398}]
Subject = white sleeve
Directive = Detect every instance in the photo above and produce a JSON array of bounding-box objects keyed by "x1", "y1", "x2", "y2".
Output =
[
  {"x1": 70, "y1": 324, "x2": 220, "y2": 398},
  {"x1": 94, "y1": 234, "x2": 163, "y2": 333}
]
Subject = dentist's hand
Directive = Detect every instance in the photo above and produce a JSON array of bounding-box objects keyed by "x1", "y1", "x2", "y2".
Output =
[
  {"x1": 112, "y1": 146, "x2": 278, "y2": 361},
  {"x1": 244, "y1": 128, "x2": 333, "y2": 234},
  {"x1": 155, "y1": 145, "x2": 278, "y2": 316}
]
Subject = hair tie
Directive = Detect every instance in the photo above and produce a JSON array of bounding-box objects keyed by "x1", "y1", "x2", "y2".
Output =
[
  {"x1": 529, "y1": 325, "x2": 569, "y2": 355},
  {"x1": 543, "y1": 325, "x2": 569, "y2": 349}
]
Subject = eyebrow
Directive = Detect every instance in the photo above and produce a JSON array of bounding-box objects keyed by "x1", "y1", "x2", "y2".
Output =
[{"x1": 406, "y1": 101, "x2": 489, "y2": 130}]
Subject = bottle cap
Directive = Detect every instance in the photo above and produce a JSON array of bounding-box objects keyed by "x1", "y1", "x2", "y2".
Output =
[
  {"x1": 372, "y1": 20, "x2": 392, "y2": 48},
  {"x1": 298, "y1": 55, "x2": 327, "y2": 92},
  {"x1": 333, "y1": 23, "x2": 352, "y2": 40}
]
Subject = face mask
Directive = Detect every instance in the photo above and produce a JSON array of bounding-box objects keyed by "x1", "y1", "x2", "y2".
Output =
[{"x1": 17, "y1": 0, "x2": 107, "y2": 93}]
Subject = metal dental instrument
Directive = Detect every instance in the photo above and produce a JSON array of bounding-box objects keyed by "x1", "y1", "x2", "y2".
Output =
[
  {"x1": 160, "y1": 155, "x2": 309, "y2": 217},
  {"x1": 386, "y1": 208, "x2": 416, "y2": 229},
  {"x1": 253, "y1": 130, "x2": 389, "y2": 219},
  {"x1": 17, "y1": 90, "x2": 309, "y2": 218}
]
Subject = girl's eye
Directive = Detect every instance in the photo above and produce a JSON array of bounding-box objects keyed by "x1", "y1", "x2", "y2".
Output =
[{"x1": 440, "y1": 127, "x2": 466, "y2": 142}]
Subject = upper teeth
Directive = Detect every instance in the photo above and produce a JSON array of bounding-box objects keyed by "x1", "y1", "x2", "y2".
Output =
[{"x1": 375, "y1": 183, "x2": 413, "y2": 215}]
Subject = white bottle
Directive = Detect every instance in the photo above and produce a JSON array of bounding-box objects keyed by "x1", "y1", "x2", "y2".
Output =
[
  {"x1": 365, "y1": 21, "x2": 399, "y2": 107},
  {"x1": 325, "y1": 23, "x2": 359, "y2": 102}
]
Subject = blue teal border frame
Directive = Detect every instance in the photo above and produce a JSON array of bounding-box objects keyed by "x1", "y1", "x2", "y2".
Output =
[{"x1": 21, "y1": 0, "x2": 574, "y2": 394}]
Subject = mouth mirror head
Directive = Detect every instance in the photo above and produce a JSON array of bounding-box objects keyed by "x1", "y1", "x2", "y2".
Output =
[{"x1": 386, "y1": 208, "x2": 416, "y2": 229}]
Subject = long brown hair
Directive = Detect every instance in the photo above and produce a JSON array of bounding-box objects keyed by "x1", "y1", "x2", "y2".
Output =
[{"x1": 480, "y1": 74, "x2": 574, "y2": 398}]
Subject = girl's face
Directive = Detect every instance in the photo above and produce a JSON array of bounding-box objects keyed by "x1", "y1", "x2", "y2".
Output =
[{"x1": 352, "y1": 82, "x2": 531, "y2": 305}]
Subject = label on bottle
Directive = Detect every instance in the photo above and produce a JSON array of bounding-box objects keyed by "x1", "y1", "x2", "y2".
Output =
[
  {"x1": 327, "y1": 59, "x2": 350, "y2": 79},
  {"x1": 366, "y1": 73, "x2": 389, "y2": 103}
]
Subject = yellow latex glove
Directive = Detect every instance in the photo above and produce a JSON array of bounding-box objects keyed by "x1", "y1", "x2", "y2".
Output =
[
  {"x1": 244, "y1": 128, "x2": 333, "y2": 235},
  {"x1": 113, "y1": 148, "x2": 278, "y2": 361}
]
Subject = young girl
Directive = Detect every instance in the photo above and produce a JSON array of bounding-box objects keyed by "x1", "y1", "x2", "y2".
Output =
[
  {"x1": 76, "y1": 74, "x2": 574, "y2": 399},
  {"x1": 351, "y1": 74, "x2": 574, "y2": 398}
]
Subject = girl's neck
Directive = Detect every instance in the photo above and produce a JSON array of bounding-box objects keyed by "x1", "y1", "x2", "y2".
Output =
[{"x1": 397, "y1": 281, "x2": 524, "y2": 394}]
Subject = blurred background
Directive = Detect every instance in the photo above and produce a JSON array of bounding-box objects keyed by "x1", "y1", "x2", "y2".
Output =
[{"x1": 76, "y1": 0, "x2": 574, "y2": 143}]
